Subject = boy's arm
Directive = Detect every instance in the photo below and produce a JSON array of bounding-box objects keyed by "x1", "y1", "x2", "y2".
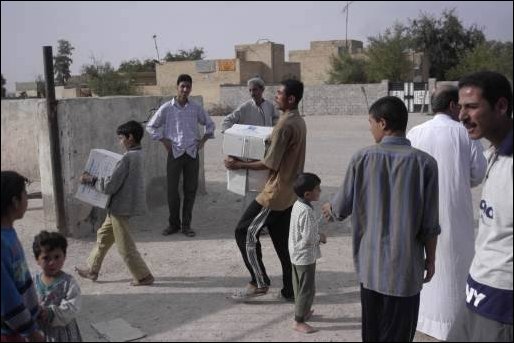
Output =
[
  {"x1": 95, "y1": 156, "x2": 129, "y2": 195},
  {"x1": 419, "y1": 157, "x2": 441, "y2": 283},
  {"x1": 47, "y1": 276, "x2": 81, "y2": 326},
  {"x1": 423, "y1": 236, "x2": 437, "y2": 283},
  {"x1": 296, "y1": 212, "x2": 320, "y2": 248},
  {"x1": 1, "y1": 261, "x2": 40, "y2": 338}
]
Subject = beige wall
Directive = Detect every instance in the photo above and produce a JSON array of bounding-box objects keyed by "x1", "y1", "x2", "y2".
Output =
[
  {"x1": 235, "y1": 43, "x2": 274, "y2": 82},
  {"x1": 156, "y1": 60, "x2": 241, "y2": 108},
  {"x1": 155, "y1": 42, "x2": 300, "y2": 107},
  {"x1": 289, "y1": 50, "x2": 334, "y2": 85}
]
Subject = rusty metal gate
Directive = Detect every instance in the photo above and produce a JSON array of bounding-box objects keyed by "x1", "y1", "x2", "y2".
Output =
[{"x1": 388, "y1": 82, "x2": 429, "y2": 113}]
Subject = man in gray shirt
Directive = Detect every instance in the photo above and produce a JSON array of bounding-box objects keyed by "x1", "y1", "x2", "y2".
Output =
[
  {"x1": 322, "y1": 96, "x2": 440, "y2": 342},
  {"x1": 221, "y1": 77, "x2": 279, "y2": 132}
]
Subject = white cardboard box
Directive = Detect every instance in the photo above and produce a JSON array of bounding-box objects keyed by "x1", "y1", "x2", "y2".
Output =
[
  {"x1": 223, "y1": 124, "x2": 273, "y2": 160},
  {"x1": 75, "y1": 149, "x2": 123, "y2": 208},
  {"x1": 223, "y1": 125, "x2": 273, "y2": 195},
  {"x1": 227, "y1": 169, "x2": 268, "y2": 196}
]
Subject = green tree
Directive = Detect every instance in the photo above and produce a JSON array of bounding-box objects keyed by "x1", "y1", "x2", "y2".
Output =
[
  {"x1": 327, "y1": 52, "x2": 368, "y2": 84},
  {"x1": 408, "y1": 8, "x2": 485, "y2": 80},
  {"x1": 164, "y1": 47, "x2": 205, "y2": 61},
  {"x1": 366, "y1": 24, "x2": 412, "y2": 82},
  {"x1": 82, "y1": 59, "x2": 136, "y2": 96},
  {"x1": 446, "y1": 41, "x2": 513, "y2": 81},
  {"x1": 54, "y1": 39, "x2": 75, "y2": 86},
  {"x1": 1, "y1": 74, "x2": 6, "y2": 98},
  {"x1": 118, "y1": 58, "x2": 156, "y2": 73}
]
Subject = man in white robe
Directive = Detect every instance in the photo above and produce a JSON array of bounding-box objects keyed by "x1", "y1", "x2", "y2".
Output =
[{"x1": 407, "y1": 85, "x2": 487, "y2": 340}]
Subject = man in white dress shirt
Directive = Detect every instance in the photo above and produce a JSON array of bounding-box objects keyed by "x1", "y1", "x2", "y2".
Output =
[{"x1": 406, "y1": 85, "x2": 487, "y2": 340}]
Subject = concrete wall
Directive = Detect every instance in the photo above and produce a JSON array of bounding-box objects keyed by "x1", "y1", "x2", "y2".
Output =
[
  {"x1": 220, "y1": 81, "x2": 389, "y2": 116},
  {"x1": 2, "y1": 96, "x2": 207, "y2": 237},
  {"x1": 1, "y1": 99, "x2": 42, "y2": 180}
]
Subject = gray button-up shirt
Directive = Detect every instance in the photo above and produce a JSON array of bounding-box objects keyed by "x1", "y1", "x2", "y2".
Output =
[
  {"x1": 331, "y1": 136, "x2": 440, "y2": 297},
  {"x1": 146, "y1": 98, "x2": 215, "y2": 158},
  {"x1": 221, "y1": 99, "x2": 278, "y2": 132}
]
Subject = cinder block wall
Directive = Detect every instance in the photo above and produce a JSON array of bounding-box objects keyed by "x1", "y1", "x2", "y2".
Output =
[{"x1": 220, "y1": 81, "x2": 389, "y2": 116}]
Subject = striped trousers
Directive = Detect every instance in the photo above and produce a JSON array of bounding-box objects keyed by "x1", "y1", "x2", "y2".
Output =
[{"x1": 235, "y1": 200, "x2": 294, "y2": 298}]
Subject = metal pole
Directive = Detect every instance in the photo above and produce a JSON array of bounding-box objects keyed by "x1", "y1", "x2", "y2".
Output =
[
  {"x1": 345, "y1": 1, "x2": 349, "y2": 51},
  {"x1": 43, "y1": 46, "x2": 66, "y2": 233},
  {"x1": 153, "y1": 34, "x2": 160, "y2": 62}
]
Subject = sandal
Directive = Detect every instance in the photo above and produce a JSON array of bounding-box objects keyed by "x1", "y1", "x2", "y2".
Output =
[
  {"x1": 231, "y1": 285, "x2": 269, "y2": 300},
  {"x1": 181, "y1": 228, "x2": 196, "y2": 237},
  {"x1": 75, "y1": 267, "x2": 98, "y2": 281},
  {"x1": 162, "y1": 227, "x2": 180, "y2": 236},
  {"x1": 131, "y1": 274, "x2": 154, "y2": 286}
]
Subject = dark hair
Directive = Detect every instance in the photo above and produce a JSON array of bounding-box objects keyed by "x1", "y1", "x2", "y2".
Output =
[
  {"x1": 459, "y1": 71, "x2": 513, "y2": 118},
  {"x1": 117, "y1": 120, "x2": 144, "y2": 144},
  {"x1": 177, "y1": 74, "x2": 193, "y2": 86},
  {"x1": 294, "y1": 173, "x2": 321, "y2": 198},
  {"x1": 432, "y1": 86, "x2": 458, "y2": 113},
  {"x1": 1, "y1": 171, "x2": 29, "y2": 218},
  {"x1": 33, "y1": 230, "x2": 68, "y2": 259},
  {"x1": 280, "y1": 79, "x2": 304, "y2": 105},
  {"x1": 369, "y1": 96, "x2": 408, "y2": 132}
]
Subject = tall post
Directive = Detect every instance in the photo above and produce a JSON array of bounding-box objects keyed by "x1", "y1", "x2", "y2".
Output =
[
  {"x1": 43, "y1": 46, "x2": 66, "y2": 233},
  {"x1": 345, "y1": 1, "x2": 349, "y2": 51},
  {"x1": 153, "y1": 34, "x2": 160, "y2": 62},
  {"x1": 342, "y1": 1, "x2": 354, "y2": 52}
]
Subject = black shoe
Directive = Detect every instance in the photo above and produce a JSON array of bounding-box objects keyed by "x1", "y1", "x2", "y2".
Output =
[
  {"x1": 162, "y1": 226, "x2": 180, "y2": 236},
  {"x1": 182, "y1": 227, "x2": 196, "y2": 237}
]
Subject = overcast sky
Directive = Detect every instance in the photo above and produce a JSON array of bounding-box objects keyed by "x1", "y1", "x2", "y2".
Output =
[{"x1": 2, "y1": 1, "x2": 513, "y2": 92}]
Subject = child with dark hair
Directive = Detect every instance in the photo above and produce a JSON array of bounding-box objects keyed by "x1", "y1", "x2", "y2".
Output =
[
  {"x1": 76, "y1": 120, "x2": 154, "y2": 286},
  {"x1": 1, "y1": 171, "x2": 44, "y2": 342},
  {"x1": 289, "y1": 172, "x2": 326, "y2": 334},
  {"x1": 323, "y1": 96, "x2": 440, "y2": 342},
  {"x1": 33, "y1": 231, "x2": 82, "y2": 342}
]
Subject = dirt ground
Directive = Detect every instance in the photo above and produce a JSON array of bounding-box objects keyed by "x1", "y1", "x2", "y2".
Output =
[{"x1": 15, "y1": 114, "x2": 483, "y2": 341}]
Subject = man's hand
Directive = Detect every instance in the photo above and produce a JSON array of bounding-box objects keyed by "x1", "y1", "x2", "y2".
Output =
[
  {"x1": 319, "y1": 232, "x2": 327, "y2": 244},
  {"x1": 321, "y1": 202, "x2": 334, "y2": 221},
  {"x1": 424, "y1": 259, "x2": 435, "y2": 283},
  {"x1": 224, "y1": 156, "x2": 240, "y2": 170}
]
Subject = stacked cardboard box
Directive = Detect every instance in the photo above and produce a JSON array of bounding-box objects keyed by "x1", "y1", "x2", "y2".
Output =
[{"x1": 223, "y1": 124, "x2": 273, "y2": 196}]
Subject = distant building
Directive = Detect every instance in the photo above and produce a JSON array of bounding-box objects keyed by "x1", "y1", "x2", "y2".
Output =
[
  {"x1": 15, "y1": 82, "x2": 38, "y2": 98},
  {"x1": 153, "y1": 41, "x2": 300, "y2": 108},
  {"x1": 289, "y1": 40, "x2": 365, "y2": 85},
  {"x1": 290, "y1": 39, "x2": 430, "y2": 85}
]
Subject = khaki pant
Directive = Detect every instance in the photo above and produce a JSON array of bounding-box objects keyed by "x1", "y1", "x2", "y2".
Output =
[{"x1": 88, "y1": 214, "x2": 151, "y2": 281}]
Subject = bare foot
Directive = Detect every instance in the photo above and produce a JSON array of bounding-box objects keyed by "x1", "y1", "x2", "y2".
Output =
[
  {"x1": 305, "y1": 309, "x2": 315, "y2": 321},
  {"x1": 293, "y1": 322, "x2": 318, "y2": 334}
]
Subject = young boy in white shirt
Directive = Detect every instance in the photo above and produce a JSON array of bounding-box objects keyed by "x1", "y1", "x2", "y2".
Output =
[{"x1": 288, "y1": 173, "x2": 327, "y2": 334}]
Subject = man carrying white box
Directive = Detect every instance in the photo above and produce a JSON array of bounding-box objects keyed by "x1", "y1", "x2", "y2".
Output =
[{"x1": 225, "y1": 79, "x2": 306, "y2": 301}]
